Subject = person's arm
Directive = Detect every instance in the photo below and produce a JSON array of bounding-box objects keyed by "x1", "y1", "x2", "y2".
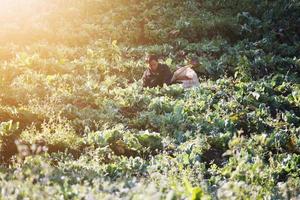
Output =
[
  {"x1": 161, "y1": 65, "x2": 173, "y2": 85},
  {"x1": 142, "y1": 70, "x2": 151, "y2": 87},
  {"x1": 142, "y1": 70, "x2": 158, "y2": 88}
]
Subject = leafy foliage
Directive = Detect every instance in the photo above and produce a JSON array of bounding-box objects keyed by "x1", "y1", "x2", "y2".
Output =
[{"x1": 0, "y1": 0, "x2": 299, "y2": 199}]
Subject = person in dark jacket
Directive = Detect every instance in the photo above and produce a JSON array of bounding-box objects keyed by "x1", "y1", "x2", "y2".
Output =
[{"x1": 142, "y1": 55, "x2": 173, "y2": 88}]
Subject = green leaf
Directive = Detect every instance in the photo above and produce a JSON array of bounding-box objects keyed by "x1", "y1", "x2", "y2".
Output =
[
  {"x1": 165, "y1": 58, "x2": 173, "y2": 66},
  {"x1": 137, "y1": 131, "x2": 162, "y2": 150}
]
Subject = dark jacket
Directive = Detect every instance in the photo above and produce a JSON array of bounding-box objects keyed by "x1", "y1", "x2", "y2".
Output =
[{"x1": 142, "y1": 64, "x2": 173, "y2": 88}]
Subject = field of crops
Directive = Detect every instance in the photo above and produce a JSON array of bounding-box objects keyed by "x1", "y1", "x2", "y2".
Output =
[{"x1": 0, "y1": 0, "x2": 300, "y2": 199}]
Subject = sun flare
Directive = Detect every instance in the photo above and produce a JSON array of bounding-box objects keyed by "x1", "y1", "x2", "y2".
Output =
[{"x1": 0, "y1": 0, "x2": 300, "y2": 199}]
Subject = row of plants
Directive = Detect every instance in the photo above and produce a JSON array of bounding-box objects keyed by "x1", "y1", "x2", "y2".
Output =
[{"x1": 0, "y1": 0, "x2": 299, "y2": 199}]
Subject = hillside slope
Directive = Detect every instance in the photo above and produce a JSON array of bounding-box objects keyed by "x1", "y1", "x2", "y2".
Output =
[{"x1": 0, "y1": 0, "x2": 300, "y2": 199}]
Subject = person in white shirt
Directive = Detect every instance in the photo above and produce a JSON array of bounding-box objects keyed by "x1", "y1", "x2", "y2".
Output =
[{"x1": 171, "y1": 58, "x2": 200, "y2": 89}]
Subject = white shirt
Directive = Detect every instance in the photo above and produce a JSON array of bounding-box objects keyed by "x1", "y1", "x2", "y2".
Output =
[{"x1": 171, "y1": 65, "x2": 199, "y2": 88}]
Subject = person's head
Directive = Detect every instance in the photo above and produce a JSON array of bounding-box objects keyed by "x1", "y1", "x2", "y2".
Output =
[
  {"x1": 188, "y1": 57, "x2": 199, "y2": 67},
  {"x1": 148, "y1": 55, "x2": 159, "y2": 71}
]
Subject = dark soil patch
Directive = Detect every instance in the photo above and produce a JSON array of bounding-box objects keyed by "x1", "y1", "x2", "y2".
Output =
[{"x1": 202, "y1": 147, "x2": 228, "y2": 167}]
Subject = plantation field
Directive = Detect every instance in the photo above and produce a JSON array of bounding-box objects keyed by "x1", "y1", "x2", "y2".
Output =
[{"x1": 0, "y1": 0, "x2": 300, "y2": 199}]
